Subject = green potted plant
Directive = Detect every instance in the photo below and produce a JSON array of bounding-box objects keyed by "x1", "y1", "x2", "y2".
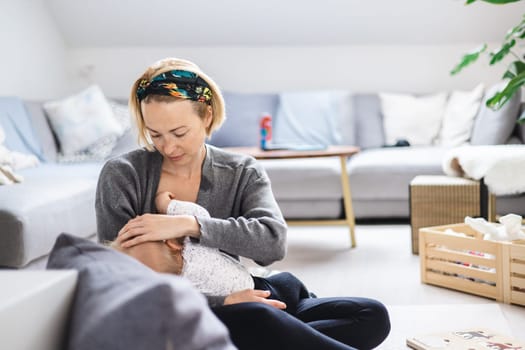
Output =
[{"x1": 451, "y1": 0, "x2": 525, "y2": 123}]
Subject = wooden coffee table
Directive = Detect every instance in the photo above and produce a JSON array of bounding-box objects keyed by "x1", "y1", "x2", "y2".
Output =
[{"x1": 224, "y1": 145, "x2": 360, "y2": 247}]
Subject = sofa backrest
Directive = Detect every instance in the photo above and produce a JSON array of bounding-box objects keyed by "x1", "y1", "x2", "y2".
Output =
[
  {"x1": 208, "y1": 91, "x2": 279, "y2": 148},
  {"x1": 24, "y1": 100, "x2": 60, "y2": 162},
  {"x1": 352, "y1": 93, "x2": 385, "y2": 149},
  {"x1": 470, "y1": 83, "x2": 522, "y2": 145},
  {"x1": 211, "y1": 91, "x2": 361, "y2": 149},
  {"x1": 272, "y1": 90, "x2": 354, "y2": 147},
  {"x1": 0, "y1": 97, "x2": 45, "y2": 161},
  {"x1": 1, "y1": 97, "x2": 139, "y2": 164},
  {"x1": 517, "y1": 102, "x2": 525, "y2": 144}
]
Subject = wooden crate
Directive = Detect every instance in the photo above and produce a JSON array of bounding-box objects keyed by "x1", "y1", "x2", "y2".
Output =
[
  {"x1": 503, "y1": 240, "x2": 525, "y2": 306},
  {"x1": 419, "y1": 223, "x2": 525, "y2": 306}
]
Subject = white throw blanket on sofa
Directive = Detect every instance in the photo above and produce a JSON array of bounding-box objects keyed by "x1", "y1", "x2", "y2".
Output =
[
  {"x1": 442, "y1": 145, "x2": 525, "y2": 195},
  {"x1": 0, "y1": 125, "x2": 39, "y2": 185}
]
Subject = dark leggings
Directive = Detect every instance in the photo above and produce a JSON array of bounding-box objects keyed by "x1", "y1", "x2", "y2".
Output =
[{"x1": 213, "y1": 272, "x2": 390, "y2": 350}]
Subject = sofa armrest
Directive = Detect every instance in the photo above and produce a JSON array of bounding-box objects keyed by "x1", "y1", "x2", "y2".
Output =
[{"x1": 0, "y1": 270, "x2": 78, "y2": 350}]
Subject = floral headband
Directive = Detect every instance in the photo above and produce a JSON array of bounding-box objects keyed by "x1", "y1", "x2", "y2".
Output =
[{"x1": 136, "y1": 69, "x2": 212, "y2": 104}]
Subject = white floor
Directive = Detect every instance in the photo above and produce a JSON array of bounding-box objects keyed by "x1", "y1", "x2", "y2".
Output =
[{"x1": 243, "y1": 223, "x2": 525, "y2": 348}]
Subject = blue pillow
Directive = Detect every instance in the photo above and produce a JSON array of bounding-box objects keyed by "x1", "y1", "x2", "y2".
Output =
[
  {"x1": 46, "y1": 233, "x2": 235, "y2": 350},
  {"x1": 0, "y1": 97, "x2": 43, "y2": 159},
  {"x1": 208, "y1": 91, "x2": 279, "y2": 147},
  {"x1": 273, "y1": 91, "x2": 352, "y2": 146}
]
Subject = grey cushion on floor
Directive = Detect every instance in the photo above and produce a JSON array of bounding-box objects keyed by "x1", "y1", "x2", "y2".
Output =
[{"x1": 46, "y1": 234, "x2": 235, "y2": 350}]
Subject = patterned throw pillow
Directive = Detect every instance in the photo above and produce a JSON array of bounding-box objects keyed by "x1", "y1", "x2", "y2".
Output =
[
  {"x1": 56, "y1": 101, "x2": 132, "y2": 163},
  {"x1": 44, "y1": 85, "x2": 128, "y2": 162}
]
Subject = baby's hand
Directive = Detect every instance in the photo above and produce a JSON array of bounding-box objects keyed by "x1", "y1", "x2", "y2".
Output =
[{"x1": 155, "y1": 191, "x2": 175, "y2": 214}]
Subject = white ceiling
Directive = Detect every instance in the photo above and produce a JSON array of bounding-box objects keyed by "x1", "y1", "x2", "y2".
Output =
[{"x1": 46, "y1": 0, "x2": 525, "y2": 47}]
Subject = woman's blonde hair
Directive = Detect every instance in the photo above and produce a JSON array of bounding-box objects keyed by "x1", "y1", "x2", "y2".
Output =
[{"x1": 129, "y1": 58, "x2": 226, "y2": 151}]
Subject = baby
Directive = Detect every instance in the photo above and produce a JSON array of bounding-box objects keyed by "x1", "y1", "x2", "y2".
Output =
[{"x1": 115, "y1": 191, "x2": 255, "y2": 296}]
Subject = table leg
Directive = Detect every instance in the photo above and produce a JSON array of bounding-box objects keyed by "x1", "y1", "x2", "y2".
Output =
[
  {"x1": 339, "y1": 156, "x2": 356, "y2": 248},
  {"x1": 489, "y1": 193, "x2": 496, "y2": 222}
]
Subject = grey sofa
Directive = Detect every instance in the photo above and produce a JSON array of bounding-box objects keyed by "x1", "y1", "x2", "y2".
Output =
[
  {"x1": 1, "y1": 86, "x2": 524, "y2": 268},
  {"x1": 0, "y1": 97, "x2": 138, "y2": 268},
  {"x1": 208, "y1": 89, "x2": 525, "y2": 221}
]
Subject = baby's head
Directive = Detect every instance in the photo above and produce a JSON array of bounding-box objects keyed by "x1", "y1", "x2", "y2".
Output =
[{"x1": 110, "y1": 239, "x2": 184, "y2": 275}]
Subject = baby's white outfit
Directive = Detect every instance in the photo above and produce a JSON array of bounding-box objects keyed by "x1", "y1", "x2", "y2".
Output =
[{"x1": 166, "y1": 199, "x2": 254, "y2": 295}]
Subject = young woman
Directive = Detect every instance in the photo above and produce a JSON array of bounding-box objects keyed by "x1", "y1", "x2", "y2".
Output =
[{"x1": 95, "y1": 57, "x2": 390, "y2": 350}]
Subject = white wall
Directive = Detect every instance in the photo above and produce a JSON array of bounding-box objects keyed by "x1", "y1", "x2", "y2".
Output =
[
  {"x1": 0, "y1": 0, "x2": 512, "y2": 101},
  {"x1": 68, "y1": 45, "x2": 508, "y2": 99},
  {"x1": 0, "y1": 0, "x2": 69, "y2": 99}
]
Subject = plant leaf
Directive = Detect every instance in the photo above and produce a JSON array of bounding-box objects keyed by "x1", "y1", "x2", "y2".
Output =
[
  {"x1": 465, "y1": 0, "x2": 477, "y2": 3},
  {"x1": 505, "y1": 17, "x2": 525, "y2": 40},
  {"x1": 518, "y1": 109, "x2": 525, "y2": 124},
  {"x1": 450, "y1": 44, "x2": 487, "y2": 75},
  {"x1": 479, "y1": 0, "x2": 522, "y2": 3},
  {"x1": 486, "y1": 71, "x2": 525, "y2": 109},
  {"x1": 502, "y1": 61, "x2": 525, "y2": 79},
  {"x1": 489, "y1": 39, "x2": 516, "y2": 65}
]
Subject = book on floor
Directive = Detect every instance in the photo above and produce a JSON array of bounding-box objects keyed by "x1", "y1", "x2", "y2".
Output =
[{"x1": 406, "y1": 328, "x2": 524, "y2": 350}]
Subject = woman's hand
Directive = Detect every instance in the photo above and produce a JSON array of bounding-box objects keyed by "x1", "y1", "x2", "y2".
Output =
[
  {"x1": 224, "y1": 289, "x2": 287, "y2": 310},
  {"x1": 116, "y1": 214, "x2": 200, "y2": 248}
]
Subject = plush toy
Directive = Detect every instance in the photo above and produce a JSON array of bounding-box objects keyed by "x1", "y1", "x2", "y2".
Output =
[{"x1": 0, "y1": 125, "x2": 39, "y2": 185}]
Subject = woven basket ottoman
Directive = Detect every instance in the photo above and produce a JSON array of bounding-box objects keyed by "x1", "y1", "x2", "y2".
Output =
[{"x1": 409, "y1": 175, "x2": 489, "y2": 254}]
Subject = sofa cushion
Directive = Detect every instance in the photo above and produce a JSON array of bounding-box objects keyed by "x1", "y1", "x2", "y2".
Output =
[
  {"x1": 380, "y1": 92, "x2": 448, "y2": 146},
  {"x1": 352, "y1": 199, "x2": 410, "y2": 219},
  {"x1": 470, "y1": 82, "x2": 522, "y2": 145},
  {"x1": 0, "y1": 97, "x2": 43, "y2": 159},
  {"x1": 260, "y1": 158, "x2": 343, "y2": 200},
  {"x1": 277, "y1": 199, "x2": 342, "y2": 219},
  {"x1": 439, "y1": 84, "x2": 484, "y2": 147},
  {"x1": 43, "y1": 85, "x2": 125, "y2": 156},
  {"x1": 24, "y1": 101, "x2": 59, "y2": 162},
  {"x1": 348, "y1": 147, "x2": 447, "y2": 201},
  {"x1": 273, "y1": 91, "x2": 353, "y2": 146},
  {"x1": 518, "y1": 103, "x2": 525, "y2": 144},
  {"x1": 57, "y1": 101, "x2": 134, "y2": 163},
  {"x1": 46, "y1": 233, "x2": 234, "y2": 350},
  {"x1": 352, "y1": 94, "x2": 385, "y2": 149},
  {"x1": 0, "y1": 163, "x2": 102, "y2": 267},
  {"x1": 209, "y1": 91, "x2": 278, "y2": 147}
]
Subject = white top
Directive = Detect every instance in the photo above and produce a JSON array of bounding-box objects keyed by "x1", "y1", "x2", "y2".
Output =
[
  {"x1": 410, "y1": 175, "x2": 478, "y2": 186},
  {"x1": 166, "y1": 199, "x2": 254, "y2": 295}
]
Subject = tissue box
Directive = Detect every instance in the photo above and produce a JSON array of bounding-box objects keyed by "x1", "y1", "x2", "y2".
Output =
[{"x1": 419, "y1": 223, "x2": 525, "y2": 306}]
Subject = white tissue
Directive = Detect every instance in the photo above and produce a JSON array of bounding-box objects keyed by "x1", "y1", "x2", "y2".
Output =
[
  {"x1": 499, "y1": 213, "x2": 525, "y2": 241},
  {"x1": 465, "y1": 214, "x2": 525, "y2": 241}
]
